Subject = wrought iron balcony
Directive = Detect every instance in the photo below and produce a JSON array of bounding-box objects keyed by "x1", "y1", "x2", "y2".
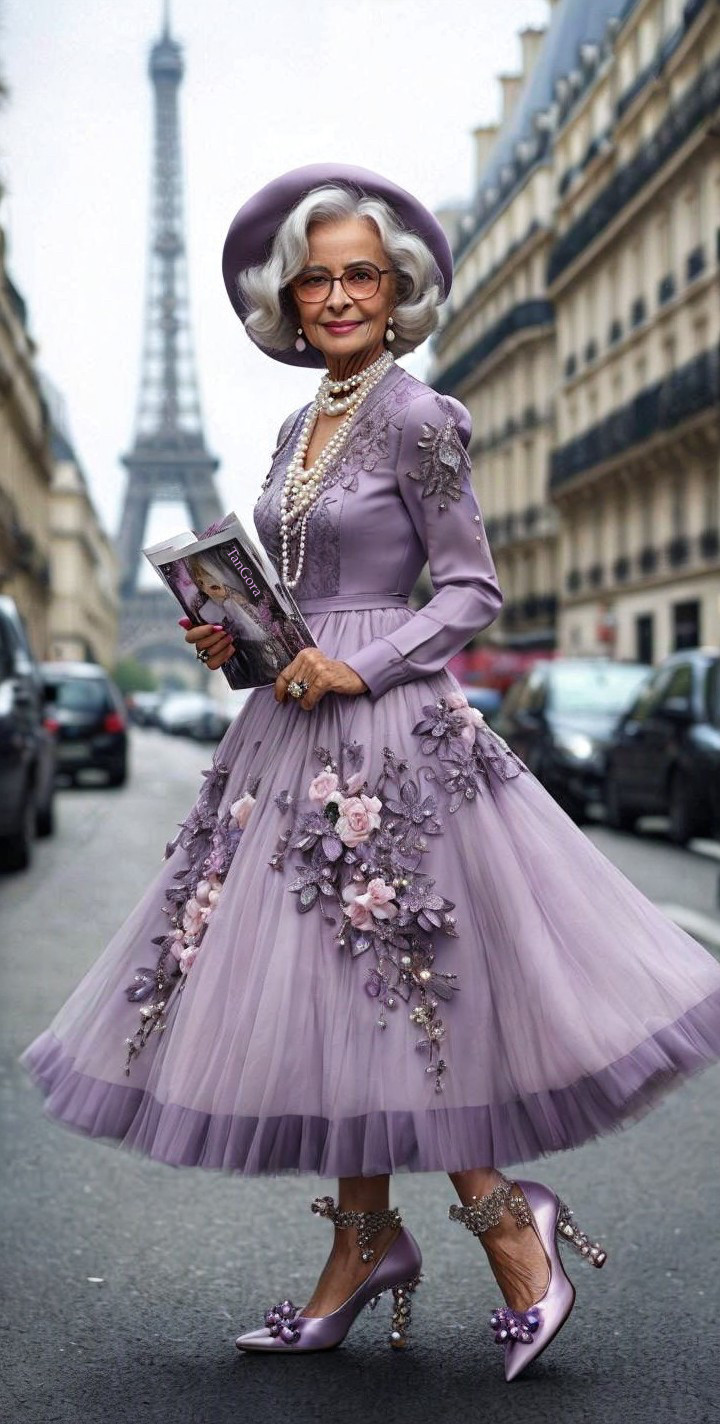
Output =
[
  {"x1": 564, "y1": 353, "x2": 577, "y2": 379},
  {"x1": 613, "y1": 556, "x2": 631, "y2": 582},
  {"x1": 548, "y1": 48, "x2": 720, "y2": 284},
  {"x1": 587, "y1": 563, "x2": 604, "y2": 587},
  {"x1": 608, "y1": 318, "x2": 623, "y2": 346},
  {"x1": 638, "y1": 546, "x2": 658, "y2": 574},
  {"x1": 584, "y1": 339, "x2": 598, "y2": 364},
  {"x1": 550, "y1": 346, "x2": 720, "y2": 489},
  {"x1": 566, "y1": 569, "x2": 582, "y2": 594},
  {"x1": 434, "y1": 300, "x2": 554, "y2": 393},
  {"x1": 699, "y1": 527, "x2": 719, "y2": 558}
]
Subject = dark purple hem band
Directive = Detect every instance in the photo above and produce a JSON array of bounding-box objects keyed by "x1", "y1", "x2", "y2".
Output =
[{"x1": 19, "y1": 985, "x2": 720, "y2": 1177}]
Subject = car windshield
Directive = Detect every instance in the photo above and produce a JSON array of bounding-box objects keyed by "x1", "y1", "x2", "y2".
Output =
[
  {"x1": 46, "y1": 678, "x2": 109, "y2": 712},
  {"x1": 547, "y1": 664, "x2": 649, "y2": 715},
  {"x1": 706, "y1": 661, "x2": 720, "y2": 728}
]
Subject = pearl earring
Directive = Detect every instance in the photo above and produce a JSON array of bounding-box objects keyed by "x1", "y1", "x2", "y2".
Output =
[
  {"x1": 295, "y1": 326, "x2": 306, "y2": 352},
  {"x1": 385, "y1": 315, "x2": 396, "y2": 344}
]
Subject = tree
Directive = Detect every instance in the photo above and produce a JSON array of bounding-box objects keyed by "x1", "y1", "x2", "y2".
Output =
[{"x1": 113, "y1": 657, "x2": 158, "y2": 694}]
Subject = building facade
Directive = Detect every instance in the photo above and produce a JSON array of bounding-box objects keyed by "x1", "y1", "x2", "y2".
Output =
[
  {"x1": 431, "y1": 0, "x2": 720, "y2": 664},
  {"x1": 0, "y1": 227, "x2": 53, "y2": 657},
  {"x1": 47, "y1": 426, "x2": 119, "y2": 669}
]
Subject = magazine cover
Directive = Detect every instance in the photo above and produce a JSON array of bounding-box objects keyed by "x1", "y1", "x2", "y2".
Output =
[{"x1": 143, "y1": 512, "x2": 317, "y2": 690}]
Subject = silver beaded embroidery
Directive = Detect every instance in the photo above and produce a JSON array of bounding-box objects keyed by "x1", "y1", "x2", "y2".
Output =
[
  {"x1": 311, "y1": 1194, "x2": 402, "y2": 1262},
  {"x1": 448, "y1": 1174, "x2": 532, "y2": 1236}
]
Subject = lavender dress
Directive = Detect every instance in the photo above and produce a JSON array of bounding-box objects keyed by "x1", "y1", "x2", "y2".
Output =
[{"x1": 20, "y1": 361, "x2": 720, "y2": 1176}]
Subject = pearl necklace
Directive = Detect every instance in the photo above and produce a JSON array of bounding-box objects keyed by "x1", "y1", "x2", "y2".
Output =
[
  {"x1": 280, "y1": 351, "x2": 394, "y2": 588},
  {"x1": 316, "y1": 349, "x2": 394, "y2": 415}
]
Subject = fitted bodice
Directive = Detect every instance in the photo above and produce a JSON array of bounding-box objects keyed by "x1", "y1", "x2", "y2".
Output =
[{"x1": 252, "y1": 362, "x2": 430, "y2": 610}]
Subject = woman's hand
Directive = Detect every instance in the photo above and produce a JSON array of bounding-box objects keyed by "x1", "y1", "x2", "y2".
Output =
[
  {"x1": 179, "y1": 618, "x2": 235, "y2": 670},
  {"x1": 275, "y1": 648, "x2": 368, "y2": 709}
]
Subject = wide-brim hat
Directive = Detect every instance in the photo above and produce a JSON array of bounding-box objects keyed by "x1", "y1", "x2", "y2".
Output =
[{"x1": 221, "y1": 162, "x2": 454, "y2": 369}]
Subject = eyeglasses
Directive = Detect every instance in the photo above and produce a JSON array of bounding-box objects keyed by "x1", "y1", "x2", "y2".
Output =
[{"x1": 290, "y1": 261, "x2": 393, "y2": 304}]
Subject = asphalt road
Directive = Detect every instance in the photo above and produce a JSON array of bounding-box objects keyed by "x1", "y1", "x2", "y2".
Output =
[{"x1": 1, "y1": 729, "x2": 718, "y2": 1424}]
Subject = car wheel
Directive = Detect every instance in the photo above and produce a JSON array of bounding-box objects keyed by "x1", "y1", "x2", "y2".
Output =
[
  {"x1": 605, "y1": 776, "x2": 637, "y2": 833},
  {"x1": 0, "y1": 792, "x2": 35, "y2": 872},
  {"x1": 108, "y1": 765, "x2": 128, "y2": 788},
  {"x1": 36, "y1": 798, "x2": 55, "y2": 837},
  {"x1": 667, "y1": 770, "x2": 703, "y2": 846}
]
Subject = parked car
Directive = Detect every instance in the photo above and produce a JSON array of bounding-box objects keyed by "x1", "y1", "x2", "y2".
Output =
[
  {"x1": 125, "y1": 690, "x2": 164, "y2": 727},
  {"x1": 604, "y1": 648, "x2": 720, "y2": 843},
  {"x1": 156, "y1": 690, "x2": 239, "y2": 742},
  {"x1": 494, "y1": 656, "x2": 651, "y2": 821},
  {"x1": 41, "y1": 662, "x2": 129, "y2": 787},
  {"x1": 0, "y1": 596, "x2": 57, "y2": 870}
]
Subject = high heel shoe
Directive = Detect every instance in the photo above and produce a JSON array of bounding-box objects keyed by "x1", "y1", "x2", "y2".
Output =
[
  {"x1": 449, "y1": 1173, "x2": 607, "y2": 1381},
  {"x1": 235, "y1": 1195, "x2": 423, "y2": 1353}
]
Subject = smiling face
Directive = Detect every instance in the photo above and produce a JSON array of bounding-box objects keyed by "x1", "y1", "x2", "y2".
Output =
[{"x1": 290, "y1": 216, "x2": 396, "y2": 378}]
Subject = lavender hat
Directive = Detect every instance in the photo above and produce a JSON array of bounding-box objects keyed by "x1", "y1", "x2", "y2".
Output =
[{"x1": 221, "y1": 162, "x2": 454, "y2": 369}]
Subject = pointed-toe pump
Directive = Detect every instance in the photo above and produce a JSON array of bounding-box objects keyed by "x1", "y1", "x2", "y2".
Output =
[
  {"x1": 235, "y1": 1195, "x2": 423, "y2": 1354},
  {"x1": 449, "y1": 1173, "x2": 607, "y2": 1381}
]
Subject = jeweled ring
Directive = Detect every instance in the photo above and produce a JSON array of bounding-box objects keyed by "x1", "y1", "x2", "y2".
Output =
[
  {"x1": 196, "y1": 647, "x2": 210, "y2": 663},
  {"x1": 287, "y1": 679, "x2": 308, "y2": 699}
]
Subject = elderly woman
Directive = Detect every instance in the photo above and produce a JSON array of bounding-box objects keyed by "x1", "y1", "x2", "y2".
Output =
[{"x1": 21, "y1": 164, "x2": 720, "y2": 1380}]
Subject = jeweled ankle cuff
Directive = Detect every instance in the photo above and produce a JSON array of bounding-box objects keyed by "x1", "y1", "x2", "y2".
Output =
[
  {"x1": 311, "y1": 1195, "x2": 402, "y2": 1262},
  {"x1": 448, "y1": 1174, "x2": 532, "y2": 1238}
]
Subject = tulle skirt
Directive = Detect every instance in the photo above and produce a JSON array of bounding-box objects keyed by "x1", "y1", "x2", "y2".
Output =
[{"x1": 20, "y1": 605, "x2": 720, "y2": 1176}]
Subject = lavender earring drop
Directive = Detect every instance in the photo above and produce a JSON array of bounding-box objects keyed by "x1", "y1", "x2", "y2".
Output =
[
  {"x1": 295, "y1": 326, "x2": 306, "y2": 353},
  {"x1": 385, "y1": 315, "x2": 395, "y2": 344}
]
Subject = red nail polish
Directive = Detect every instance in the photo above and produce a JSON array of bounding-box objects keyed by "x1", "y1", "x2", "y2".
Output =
[
  {"x1": 212, "y1": 624, "x2": 225, "y2": 631},
  {"x1": 178, "y1": 617, "x2": 192, "y2": 628}
]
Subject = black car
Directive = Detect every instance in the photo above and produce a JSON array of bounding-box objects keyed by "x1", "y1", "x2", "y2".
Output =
[
  {"x1": 604, "y1": 648, "x2": 720, "y2": 843},
  {"x1": 495, "y1": 657, "x2": 651, "y2": 821},
  {"x1": 0, "y1": 595, "x2": 57, "y2": 870},
  {"x1": 41, "y1": 662, "x2": 129, "y2": 787}
]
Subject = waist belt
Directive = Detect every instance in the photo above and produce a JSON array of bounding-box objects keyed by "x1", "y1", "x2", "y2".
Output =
[{"x1": 297, "y1": 593, "x2": 411, "y2": 613}]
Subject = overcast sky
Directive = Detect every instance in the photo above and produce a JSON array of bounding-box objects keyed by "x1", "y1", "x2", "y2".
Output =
[{"x1": 1, "y1": 0, "x2": 549, "y2": 570}]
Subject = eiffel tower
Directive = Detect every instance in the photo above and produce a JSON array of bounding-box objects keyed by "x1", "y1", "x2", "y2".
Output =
[{"x1": 117, "y1": 4, "x2": 221, "y2": 671}]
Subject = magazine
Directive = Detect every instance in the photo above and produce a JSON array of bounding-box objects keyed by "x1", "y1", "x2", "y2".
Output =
[{"x1": 143, "y1": 512, "x2": 317, "y2": 690}]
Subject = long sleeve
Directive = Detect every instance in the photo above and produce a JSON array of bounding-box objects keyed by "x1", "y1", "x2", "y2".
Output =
[{"x1": 343, "y1": 389, "x2": 502, "y2": 701}]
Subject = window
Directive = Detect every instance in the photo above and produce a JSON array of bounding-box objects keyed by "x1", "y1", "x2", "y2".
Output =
[
  {"x1": 635, "y1": 612, "x2": 654, "y2": 665},
  {"x1": 672, "y1": 599, "x2": 701, "y2": 651},
  {"x1": 705, "y1": 661, "x2": 720, "y2": 729},
  {"x1": 658, "y1": 663, "x2": 693, "y2": 706}
]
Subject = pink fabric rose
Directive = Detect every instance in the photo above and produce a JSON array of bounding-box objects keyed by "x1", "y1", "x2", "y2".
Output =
[
  {"x1": 335, "y1": 793, "x2": 382, "y2": 848},
  {"x1": 445, "y1": 691, "x2": 485, "y2": 741},
  {"x1": 230, "y1": 793, "x2": 255, "y2": 829},
  {"x1": 308, "y1": 771, "x2": 339, "y2": 804},
  {"x1": 182, "y1": 897, "x2": 204, "y2": 937},
  {"x1": 179, "y1": 945, "x2": 198, "y2": 973},
  {"x1": 342, "y1": 876, "x2": 397, "y2": 929},
  {"x1": 342, "y1": 881, "x2": 374, "y2": 930}
]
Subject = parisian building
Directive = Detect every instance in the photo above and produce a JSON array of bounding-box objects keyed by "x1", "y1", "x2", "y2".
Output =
[
  {"x1": 46, "y1": 418, "x2": 119, "y2": 669},
  {"x1": 431, "y1": 0, "x2": 720, "y2": 664},
  {"x1": 0, "y1": 226, "x2": 53, "y2": 657}
]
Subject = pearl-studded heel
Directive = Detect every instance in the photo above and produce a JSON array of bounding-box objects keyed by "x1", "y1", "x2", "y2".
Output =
[
  {"x1": 555, "y1": 1200, "x2": 607, "y2": 1267},
  {"x1": 235, "y1": 1195, "x2": 423, "y2": 1354},
  {"x1": 389, "y1": 1274, "x2": 422, "y2": 1349}
]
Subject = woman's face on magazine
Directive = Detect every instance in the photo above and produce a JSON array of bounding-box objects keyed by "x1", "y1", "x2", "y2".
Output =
[{"x1": 195, "y1": 567, "x2": 226, "y2": 601}]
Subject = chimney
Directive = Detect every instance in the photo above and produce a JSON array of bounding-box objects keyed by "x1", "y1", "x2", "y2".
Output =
[
  {"x1": 519, "y1": 26, "x2": 546, "y2": 79},
  {"x1": 472, "y1": 123, "x2": 500, "y2": 185},
  {"x1": 499, "y1": 73, "x2": 523, "y2": 124}
]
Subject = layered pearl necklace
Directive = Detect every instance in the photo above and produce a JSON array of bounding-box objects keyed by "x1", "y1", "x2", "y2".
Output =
[{"x1": 280, "y1": 350, "x2": 394, "y2": 588}]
